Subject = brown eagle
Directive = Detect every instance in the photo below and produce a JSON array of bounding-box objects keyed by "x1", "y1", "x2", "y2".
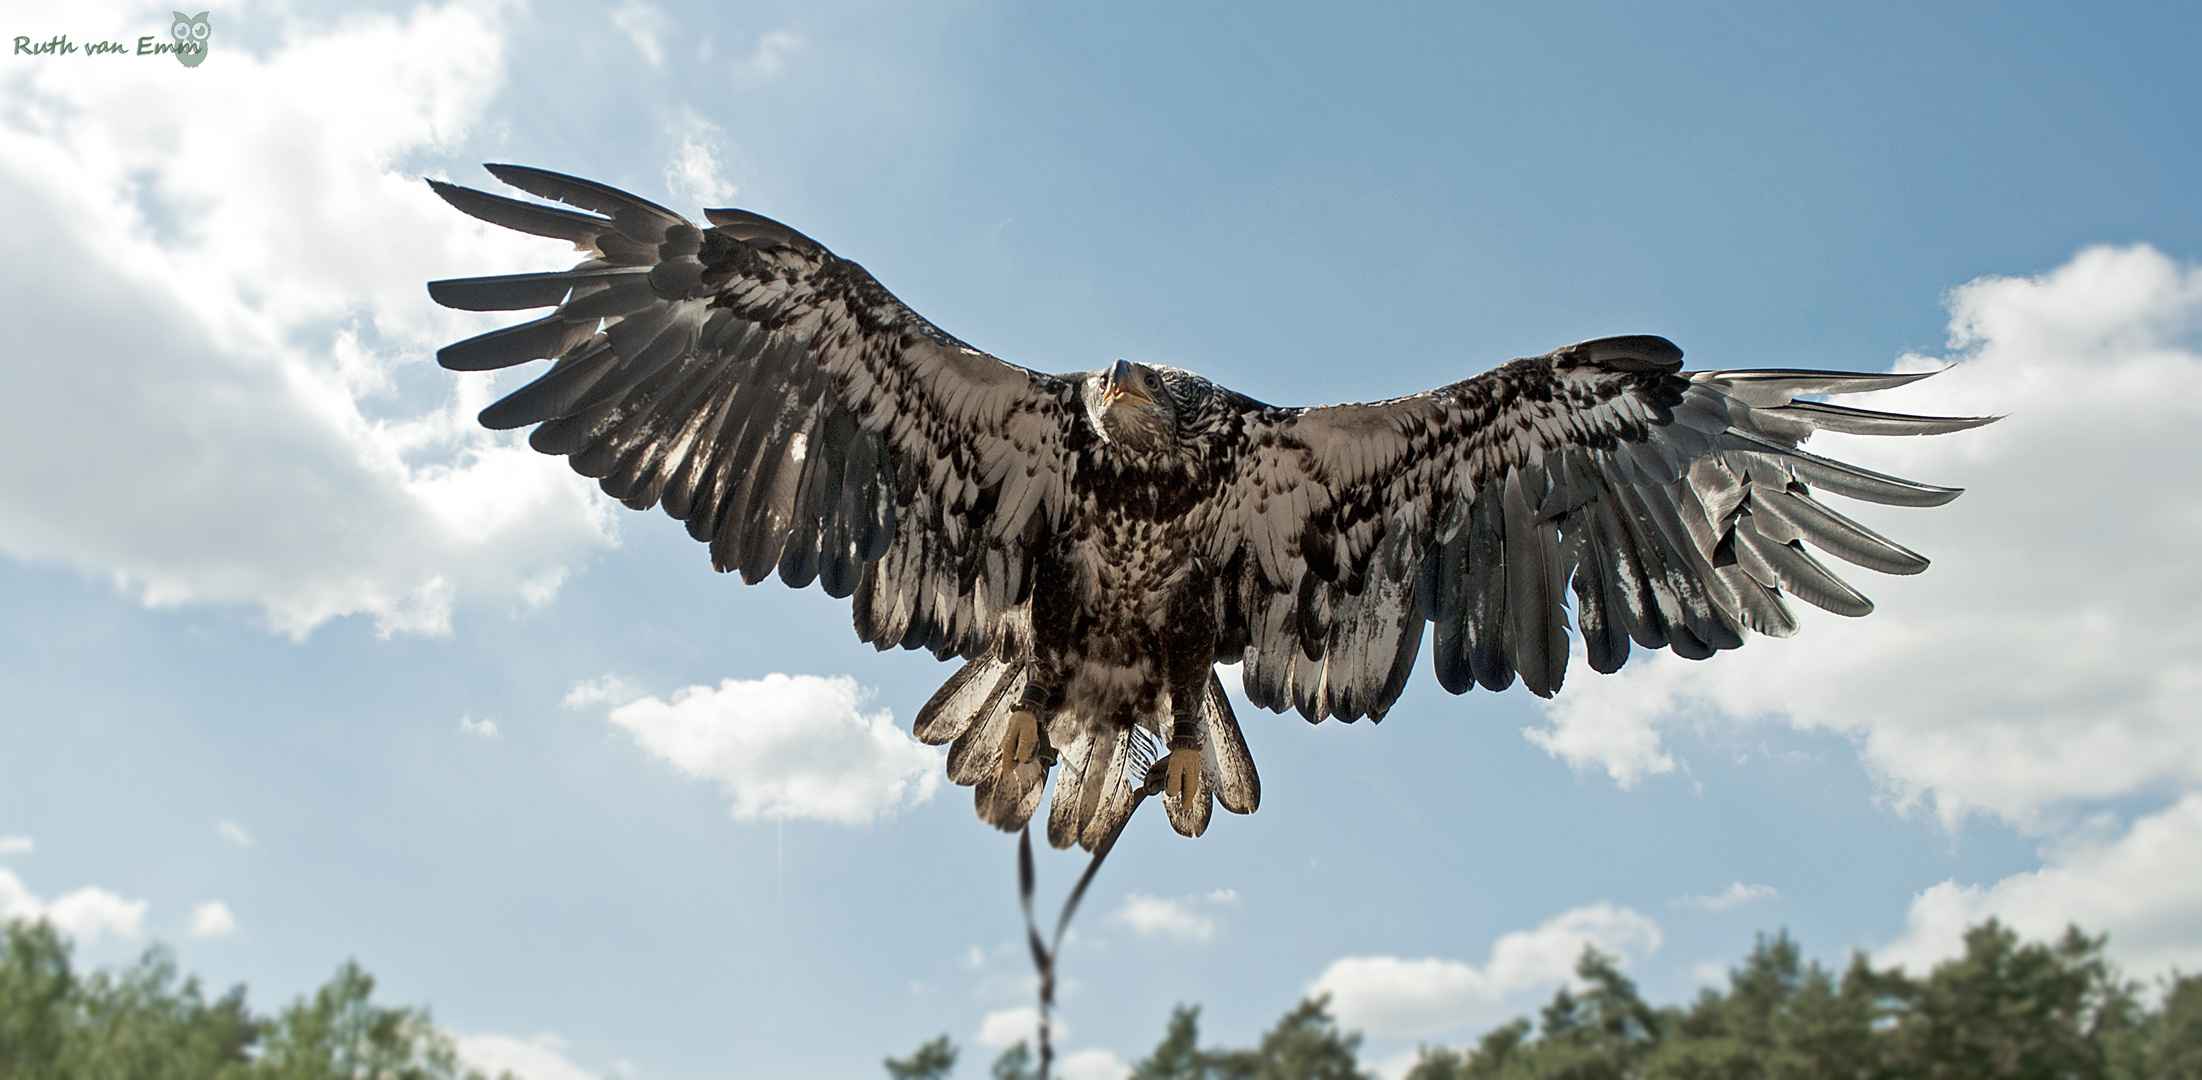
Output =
[{"x1": 428, "y1": 165, "x2": 1993, "y2": 852}]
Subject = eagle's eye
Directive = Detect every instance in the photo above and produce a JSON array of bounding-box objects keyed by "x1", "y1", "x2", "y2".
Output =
[{"x1": 1143, "y1": 371, "x2": 1160, "y2": 389}]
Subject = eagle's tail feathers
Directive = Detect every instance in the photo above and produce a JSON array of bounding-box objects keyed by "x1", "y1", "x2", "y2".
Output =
[
  {"x1": 975, "y1": 754, "x2": 1047, "y2": 834},
  {"x1": 943, "y1": 667, "x2": 1029, "y2": 786},
  {"x1": 942, "y1": 664, "x2": 1046, "y2": 832},
  {"x1": 1045, "y1": 721, "x2": 1098, "y2": 850},
  {"x1": 1201, "y1": 674, "x2": 1261, "y2": 816},
  {"x1": 915, "y1": 652, "x2": 1016, "y2": 746},
  {"x1": 1046, "y1": 715, "x2": 1144, "y2": 852},
  {"x1": 1081, "y1": 721, "x2": 1143, "y2": 851}
]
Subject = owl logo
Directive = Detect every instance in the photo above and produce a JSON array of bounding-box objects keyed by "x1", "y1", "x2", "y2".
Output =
[{"x1": 170, "y1": 11, "x2": 209, "y2": 68}]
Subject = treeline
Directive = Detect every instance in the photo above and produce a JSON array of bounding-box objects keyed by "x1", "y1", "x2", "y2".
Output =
[
  {"x1": 0, "y1": 920, "x2": 501, "y2": 1080},
  {"x1": 892, "y1": 922, "x2": 2202, "y2": 1080},
  {"x1": 9, "y1": 915, "x2": 2199, "y2": 1080}
]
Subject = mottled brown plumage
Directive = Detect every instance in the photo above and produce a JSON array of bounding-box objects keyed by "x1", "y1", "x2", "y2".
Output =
[{"x1": 429, "y1": 165, "x2": 1994, "y2": 850}]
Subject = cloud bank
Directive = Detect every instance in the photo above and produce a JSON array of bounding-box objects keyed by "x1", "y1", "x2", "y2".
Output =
[
  {"x1": 1525, "y1": 245, "x2": 2202, "y2": 827},
  {"x1": 0, "y1": 0, "x2": 617, "y2": 638},
  {"x1": 1521, "y1": 243, "x2": 2202, "y2": 978},
  {"x1": 0, "y1": 867, "x2": 148, "y2": 944},
  {"x1": 1311, "y1": 902, "x2": 1661, "y2": 1038},
  {"x1": 600, "y1": 673, "x2": 943, "y2": 825},
  {"x1": 456, "y1": 1032, "x2": 603, "y2": 1080}
]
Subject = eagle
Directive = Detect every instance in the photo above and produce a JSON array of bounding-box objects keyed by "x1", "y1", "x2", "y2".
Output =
[{"x1": 428, "y1": 165, "x2": 1993, "y2": 852}]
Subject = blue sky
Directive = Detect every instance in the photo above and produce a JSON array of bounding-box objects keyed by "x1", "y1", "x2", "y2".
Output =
[{"x1": 2, "y1": 1, "x2": 2199, "y2": 1078}]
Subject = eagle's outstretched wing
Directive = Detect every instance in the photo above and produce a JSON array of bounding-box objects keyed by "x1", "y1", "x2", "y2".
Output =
[
  {"x1": 428, "y1": 165, "x2": 1076, "y2": 660},
  {"x1": 1202, "y1": 335, "x2": 1994, "y2": 723}
]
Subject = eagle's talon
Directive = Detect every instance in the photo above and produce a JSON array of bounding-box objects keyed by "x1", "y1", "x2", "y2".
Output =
[
  {"x1": 1002, "y1": 708, "x2": 1040, "y2": 776},
  {"x1": 1165, "y1": 746, "x2": 1202, "y2": 805}
]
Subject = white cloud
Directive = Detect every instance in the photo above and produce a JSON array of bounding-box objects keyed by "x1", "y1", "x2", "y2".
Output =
[
  {"x1": 457, "y1": 1032, "x2": 601, "y2": 1080},
  {"x1": 666, "y1": 114, "x2": 738, "y2": 207},
  {"x1": 1059, "y1": 1047, "x2": 1131, "y2": 1080},
  {"x1": 1524, "y1": 245, "x2": 2202, "y2": 830},
  {"x1": 1879, "y1": 793, "x2": 2202, "y2": 979},
  {"x1": 563, "y1": 674, "x2": 643, "y2": 710},
  {"x1": 1115, "y1": 889, "x2": 1239, "y2": 943},
  {"x1": 459, "y1": 713, "x2": 503, "y2": 740},
  {"x1": 1, "y1": 868, "x2": 148, "y2": 944},
  {"x1": 0, "y1": 837, "x2": 31, "y2": 857},
  {"x1": 1118, "y1": 893, "x2": 1212, "y2": 942},
  {"x1": 975, "y1": 1006, "x2": 1064, "y2": 1049},
  {"x1": 604, "y1": 673, "x2": 943, "y2": 825},
  {"x1": 1672, "y1": 882, "x2": 1778, "y2": 912},
  {"x1": 189, "y1": 900, "x2": 236, "y2": 939},
  {"x1": 1311, "y1": 902, "x2": 1661, "y2": 1038},
  {"x1": 216, "y1": 821, "x2": 256, "y2": 848},
  {"x1": 1523, "y1": 658, "x2": 1679, "y2": 787},
  {"x1": 610, "y1": 0, "x2": 674, "y2": 69},
  {"x1": 0, "y1": 0, "x2": 618, "y2": 640}
]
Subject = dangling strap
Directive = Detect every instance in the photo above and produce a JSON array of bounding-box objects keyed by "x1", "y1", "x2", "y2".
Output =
[{"x1": 1016, "y1": 782, "x2": 1153, "y2": 1080}]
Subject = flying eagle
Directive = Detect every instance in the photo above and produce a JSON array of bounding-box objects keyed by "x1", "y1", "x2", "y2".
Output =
[{"x1": 428, "y1": 165, "x2": 1993, "y2": 852}]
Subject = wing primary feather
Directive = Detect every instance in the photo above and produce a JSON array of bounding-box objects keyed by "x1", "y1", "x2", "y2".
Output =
[
  {"x1": 778, "y1": 409, "x2": 852, "y2": 590},
  {"x1": 1749, "y1": 486, "x2": 1931, "y2": 574},
  {"x1": 1572, "y1": 528, "x2": 1629, "y2": 674},
  {"x1": 437, "y1": 313, "x2": 597, "y2": 372},
  {"x1": 427, "y1": 268, "x2": 642, "y2": 311},
  {"x1": 1717, "y1": 431, "x2": 1963, "y2": 507},
  {"x1": 1502, "y1": 470, "x2": 1565, "y2": 697},
  {"x1": 1429, "y1": 531, "x2": 1475, "y2": 694},
  {"x1": 1466, "y1": 482, "x2": 1514, "y2": 693},
  {"x1": 477, "y1": 338, "x2": 617, "y2": 430},
  {"x1": 1766, "y1": 401, "x2": 2000, "y2": 437},
  {"x1": 1705, "y1": 368, "x2": 1935, "y2": 407},
  {"x1": 426, "y1": 181, "x2": 609, "y2": 246},
  {"x1": 482, "y1": 164, "x2": 686, "y2": 229}
]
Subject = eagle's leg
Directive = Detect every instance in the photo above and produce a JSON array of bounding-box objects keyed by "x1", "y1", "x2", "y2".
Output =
[
  {"x1": 1001, "y1": 682, "x2": 1056, "y2": 776},
  {"x1": 1163, "y1": 715, "x2": 1202, "y2": 807},
  {"x1": 1155, "y1": 594, "x2": 1217, "y2": 807}
]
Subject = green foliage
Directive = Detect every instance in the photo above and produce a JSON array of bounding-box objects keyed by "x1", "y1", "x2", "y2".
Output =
[
  {"x1": 1, "y1": 921, "x2": 75, "y2": 1079},
  {"x1": 1403, "y1": 1043, "x2": 1473, "y2": 1080},
  {"x1": 1122, "y1": 995, "x2": 1365, "y2": 1080},
  {"x1": 1131, "y1": 1006, "x2": 1211, "y2": 1080},
  {"x1": 989, "y1": 1041, "x2": 1036, "y2": 1080},
  {"x1": 2140, "y1": 973, "x2": 2202, "y2": 1080},
  {"x1": 887, "y1": 1034, "x2": 959, "y2": 1080},
  {"x1": 254, "y1": 961, "x2": 477, "y2": 1080},
  {"x1": 1397, "y1": 920, "x2": 2185, "y2": 1080},
  {"x1": 15, "y1": 912, "x2": 2202, "y2": 1080},
  {"x1": 0, "y1": 919, "x2": 494, "y2": 1080},
  {"x1": 1878, "y1": 922, "x2": 2128, "y2": 1080},
  {"x1": 1636, "y1": 932, "x2": 1887, "y2": 1080}
]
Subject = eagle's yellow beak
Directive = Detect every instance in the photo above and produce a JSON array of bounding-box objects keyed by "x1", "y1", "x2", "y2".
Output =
[{"x1": 1104, "y1": 359, "x2": 1155, "y2": 407}]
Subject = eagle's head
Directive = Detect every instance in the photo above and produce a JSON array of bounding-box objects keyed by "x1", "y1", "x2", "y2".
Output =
[{"x1": 1083, "y1": 359, "x2": 1183, "y2": 458}]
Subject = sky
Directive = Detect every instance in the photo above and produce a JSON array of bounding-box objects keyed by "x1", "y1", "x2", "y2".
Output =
[{"x1": 1, "y1": 1, "x2": 2199, "y2": 1078}]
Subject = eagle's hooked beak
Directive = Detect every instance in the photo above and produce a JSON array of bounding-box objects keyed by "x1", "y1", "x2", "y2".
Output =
[{"x1": 1103, "y1": 359, "x2": 1156, "y2": 407}]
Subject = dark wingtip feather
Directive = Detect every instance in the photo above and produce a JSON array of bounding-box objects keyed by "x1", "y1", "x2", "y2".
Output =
[
  {"x1": 427, "y1": 272, "x2": 581, "y2": 312},
  {"x1": 482, "y1": 163, "x2": 685, "y2": 223},
  {"x1": 437, "y1": 314, "x2": 594, "y2": 372},
  {"x1": 427, "y1": 179, "x2": 610, "y2": 245}
]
